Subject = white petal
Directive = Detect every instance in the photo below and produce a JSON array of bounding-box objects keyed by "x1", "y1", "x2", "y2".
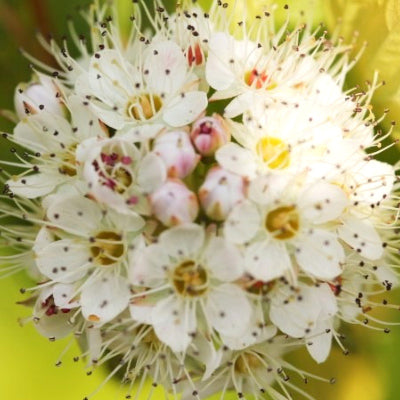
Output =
[
  {"x1": 245, "y1": 240, "x2": 291, "y2": 282},
  {"x1": 14, "y1": 113, "x2": 72, "y2": 153},
  {"x1": 36, "y1": 240, "x2": 90, "y2": 283},
  {"x1": 81, "y1": 274, "x2": 130, "y2": 324},
  {"x1": 299, "y1": 182, "x2": 348, "y2": 224},
  {"x1": 137, "y1": 152, "x2": 167, "y2": 193},
  {"x1": 129, "y1": 244, "x2": 169, "y2": 287},
  {"x1": 160, "y1": 223, "x2": 205, "y2": 259},
  {"x1": 129, "y1": 304, "x2": 154, "y2": 325},
  {"x1": 52, "y1": 283, "x2": 79, "y2": 308},
  {"x1": 7, "y1": 173, "x2": 62, "y2": 199},
  {"x1": 144, "y1": 41, "x2": 187, "y2": 94},
  {"x1": 224, "y1": 200, "x2": 260, "y2": 244},
  {"x1": 88, "y1": 50, "x2": 131, "y2": 107},
  {"x1": 46, "y1": 195, "x2": 103, "y2": 235},
  {"x1": 206, "y1": 33, "x2": 236, "y2": 90},
  {"x1": 152, "y1": 296, "x2": 196, "y2": 352},
  {"x1": 338, "y1": 215, "x2": 383, "y2": 260},
  {"x1": 352, "y1": 160, "x2": 395, "y2": 204},
  {"x1": 295, "y1": 229, "x2": 344, "y2": 280},
  {"x1": 306, "y1": 319, "x2": 333, "y2": 363},
  {"x1": 206, "y1": 284, "x2": 251, "y2": 337},
  {"x1": 204, "y1": 237, "x2": 244, "y2": 282},
  {"x1": 67, "y1": 95, "x2": 107, "y2": 141},
  {"x1": 216, "y1": 143, "x2": 257, "y2": 178},
  {"x1": 189, "y1": 335, "x2": 222, "y2": 380},
  {"x1": 163, "y1": 91, "x2": 208, "y2": 127}
]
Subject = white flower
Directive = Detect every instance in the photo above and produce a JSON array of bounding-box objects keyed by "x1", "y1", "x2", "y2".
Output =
[
  {"x1": 6, "y1": 96, "x2": 107, "y2": 198},
  {"x1": 81, "y1": 41, "x2": 208, "y2": 129},
  {"x1": 129, "y1": 224, "x2": 252, "y2": 352},
  {"x1": 76, "y1": 135, "x2": 166, "y2": 215},
  {"x1": 225, "y1": 176, "x2": 348, "y2": 281}
]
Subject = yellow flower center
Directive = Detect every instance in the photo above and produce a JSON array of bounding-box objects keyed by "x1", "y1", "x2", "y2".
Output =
[
  {"x1": 127, "y1": 94, "x2": 162, "y2": 120},
  {"x1": 234, "y1": 352, "x2": 263, "y2": 374},
  {"x1": 90, "y1": 231, "x2": 124, "y2": 266},
  {"x1": 59, "y1": 145, "x2": 77, "y2": 176},
  {"x1": 256, "y1": 136, "x2": 290, "y2": 169},
  {"x1": 265, "y1": 206, "x2": 299, "y2": 240},
  {"x1": 172, "y1": 260, "x2": 208, "y2": 297}
]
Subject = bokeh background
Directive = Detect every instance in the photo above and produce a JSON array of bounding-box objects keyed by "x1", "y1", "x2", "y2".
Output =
[{"x1": 1, "y1": 0, "x2": 400, "y2": 399}]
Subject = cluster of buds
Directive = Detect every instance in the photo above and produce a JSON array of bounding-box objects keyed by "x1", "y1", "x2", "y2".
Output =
[{"x1": 1, "y1": 1, "x2": 399, "y2": 400}]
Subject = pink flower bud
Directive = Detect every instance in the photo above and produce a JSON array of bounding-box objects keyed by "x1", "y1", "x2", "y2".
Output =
[
  {"x1": 150, "y1": 179, "x2": 199, "y2": 226},
  {"x1": 14, "y1": 77, "x2": 64, "y2": 119},
  {"x1": 199, "y1": 167, "x2": 246, "y2": 221},
  {"x1": 190, "y1": 114, "x2": 230, "y2": 156},
  {"x1": 153, "y1": 131, "x2": 200, "y2": 178}
]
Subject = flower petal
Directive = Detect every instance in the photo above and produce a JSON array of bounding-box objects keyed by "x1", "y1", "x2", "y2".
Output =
[
  {"x1": 80, "y1": 274, "x2": 130, "y2": 324},
  {"x1": 152, "y1": 295, "x2": 196, "y2": 352},
  {"x1": 224, "y1": 200, "x2": 260, "y2": 244},
  {"x1": 204, "y1": 237, "x2": 244, "y2": 282},
  {"x1": 299, "y1": 182, "x2": 348, "y2": 224},
  {"x1": 206, "y1": 284, "x2": 251, "y2": 337},
  {"x1": 46, "y1": 195, "x2": 103, "y2": 235},
  {"x1": 163, "y1": 91, "x2": 208, "y2": 127},
  {"x1": 338, "y1": 215, "x2": 383, "y2": 260},
  {"x1": 245, "y1": 240, "x2": 291, "y2": 282},
  {"x1": 35, "y1": 239, "x2": 90, "y2": 283},
  {"x1": 159, "y1": 223, "x2": 205, "y2": 259},
  {"x1": 295, "y1": 229, "x2": 344, "y2": 280}
]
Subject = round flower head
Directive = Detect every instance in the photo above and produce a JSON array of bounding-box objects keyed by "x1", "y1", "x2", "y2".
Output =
[{"x1": 0, "y1": 1, "x2": 399, "y2": 400}]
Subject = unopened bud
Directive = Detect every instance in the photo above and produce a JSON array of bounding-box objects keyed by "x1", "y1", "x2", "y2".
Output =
[
  {"x1": 153, "y1": 131, "x2": 199, "y2": 178},
  {"x1": 150, "y1": 179, "x2": 199, "y2": 226},
  {"x1": 199, "y1": 167, "x2": 246, "y2": 221},
  {"x1": 190, "y1": 114, "x2": 230, "y2": 156}
]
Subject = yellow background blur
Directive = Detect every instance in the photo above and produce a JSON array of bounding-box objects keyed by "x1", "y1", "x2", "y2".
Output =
[{"x1": 1, "y1": 0, "x2": 400, "y2": 399}]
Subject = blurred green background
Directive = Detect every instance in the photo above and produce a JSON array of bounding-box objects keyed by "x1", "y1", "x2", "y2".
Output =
[{"x1": 0, "y1": 0, "x2": 400, "y2": 399}]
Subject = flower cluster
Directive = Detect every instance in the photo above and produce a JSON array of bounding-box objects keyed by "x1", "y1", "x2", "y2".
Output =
[{"x1": 1, "y1": 1, "x2": 399, "y2": 399}]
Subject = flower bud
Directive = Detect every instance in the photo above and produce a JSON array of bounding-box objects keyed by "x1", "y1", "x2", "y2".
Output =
[
  {"x1": 153, "y1": 131, "x2": 200, "y2": 178},
  {"x1": 190, "y1": 114, "x2": 230, "y2": 156},
  {"x1": 199, "y1": 167, "x2": 246, "y2": 221},
  {"x1": 14, "y1": 77, "x2": 64, "y2": 119},
  {"x1": 150, "y1": 179, "x2": 199, "y2": 226}
]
